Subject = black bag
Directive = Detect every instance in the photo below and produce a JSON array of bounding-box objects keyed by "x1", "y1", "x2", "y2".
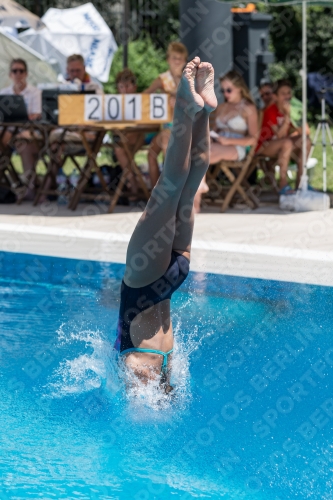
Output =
[{"x1": 0, "y1": 186, "x2": 16, "y2": 203}]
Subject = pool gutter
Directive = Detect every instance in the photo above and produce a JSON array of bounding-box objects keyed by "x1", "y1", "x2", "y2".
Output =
[{"x1": 0, "y1": 212, "x2": 332, "y2": 287}]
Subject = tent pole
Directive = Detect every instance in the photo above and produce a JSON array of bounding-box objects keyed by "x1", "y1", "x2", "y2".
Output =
[
  {"x1": 123, "y1": 0, "x2": 129, "y2": 68},
  {"x1": 301, "y1": 0, "x2": 308, "y2": 190}
]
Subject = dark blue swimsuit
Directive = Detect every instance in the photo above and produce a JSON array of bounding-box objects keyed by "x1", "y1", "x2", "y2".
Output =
[{"x1": 114, "y1": 251, "x2": 190, "y2": 373}]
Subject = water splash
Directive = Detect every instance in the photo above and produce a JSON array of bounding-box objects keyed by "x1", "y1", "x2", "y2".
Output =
[
  {"x1": 43, "y1": 292, "x2": 219, "y2": 412},
  {"x1": 45, "y1": 323, "x2": 123, "y2": 398},
  {"x1": 44, "y1": 317, "x2": 196, "y2": 412}
]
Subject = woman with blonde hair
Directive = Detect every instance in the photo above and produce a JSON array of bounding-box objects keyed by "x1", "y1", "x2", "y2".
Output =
[{"x1": 209, "y1": 70, "x2": 258, "y2": 164}]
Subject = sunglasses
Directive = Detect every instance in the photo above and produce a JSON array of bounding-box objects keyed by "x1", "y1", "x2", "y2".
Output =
[
  {"x1": 221, "y1": 88, "x2": 232, "y2": 94},
  {"x1": 11, "y1": 68, "x2": 26, "y2": 74},
  {"x1": 261, "y1": 91, "x2": 272, "y2": 96}
]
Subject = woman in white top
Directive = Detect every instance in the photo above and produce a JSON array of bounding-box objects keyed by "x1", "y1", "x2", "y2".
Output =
[
  {"x1": 0, "y1": 58, "x2": 42, "y2": 199},
  {"x1": 210, "y1": 71, "x2": 258, "y2": 165}
]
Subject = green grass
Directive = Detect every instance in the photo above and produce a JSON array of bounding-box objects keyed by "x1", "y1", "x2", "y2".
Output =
[
  {"x1": 283, "y1": 127, "x2": 333, "y2": 191},
  {"x1": 308, "y1": 138, "x2": 333, "y2": 192},
  {"x1": 11, "y1": 151, "x2": 123, "y2": 176},
  {"x1": 11, "y1": 149, "x2": 154, "y2": 178}
]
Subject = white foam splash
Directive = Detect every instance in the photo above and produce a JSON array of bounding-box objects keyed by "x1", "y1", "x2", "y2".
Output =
[
  {"x1": 44, "y1": 291, "x2": 217, "y2": 411},
  {"x1": 44, "y1": 317, "x2": 195, "y2": 412},
  {"x1": 45, "y1": 324, "x2": 123, "y2": 398}
]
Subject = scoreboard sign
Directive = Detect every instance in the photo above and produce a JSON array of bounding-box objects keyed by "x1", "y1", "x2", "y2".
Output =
[{"x1": 58, "y1": 94, "x2": 172, "y2": 125}]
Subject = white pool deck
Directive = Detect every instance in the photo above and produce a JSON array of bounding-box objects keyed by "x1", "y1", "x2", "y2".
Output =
[{"x1": 0, "y1": 202, "x2": 333, "y2": 287}]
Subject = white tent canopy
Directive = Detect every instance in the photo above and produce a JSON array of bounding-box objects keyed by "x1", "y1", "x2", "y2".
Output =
[
  {"x1": 0, "y1": 0, "x2": 44, "y2": 30},
  {"x1": 19, "y1": 2, "x2": 118, "y2": 83},
  {"x1": 18, "y1": 28, "x2": 67, "y2": 78},
  {"x1": 0, "y1": 27, "x2": 58, "y2": 89}
]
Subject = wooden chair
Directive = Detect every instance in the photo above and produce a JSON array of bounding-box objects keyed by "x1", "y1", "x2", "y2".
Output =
[
  {"x1": 107, "y1": 128, "x2": 150, "y2": 213},
  {"x1": 12, "y1": 124, "x2": 50, "y2": 204},
  {"x1": 0, "y1": 144, "x2": 24, "y2": 198},
  {"x1": 34, "y1": 127, "x2": 109, "y2": 208},
  {"x1": 206, "y1": 142, "x2": 260, "y2": 212},
  {"x1": 247, "y1": 154, "x2": 279, "y2": 194},
  {"x1": 0, "y1": 124, "x2": 43, "y2": 203}
]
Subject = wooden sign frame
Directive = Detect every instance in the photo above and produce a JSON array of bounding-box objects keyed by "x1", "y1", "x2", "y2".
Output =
[{"x1": 58, "y1": 94, "x2": 172, "y2": 126}]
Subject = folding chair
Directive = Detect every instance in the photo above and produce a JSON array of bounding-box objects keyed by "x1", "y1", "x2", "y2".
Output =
[
  {"x1": 34, "y1": 126, "x2": 110, "y2": 209},
  {"x1": 247, "y1": 154, "x2": 279, "y2": 194},
  {"x1": 107, "y1": 128, "x2": 150, "y2": 213},
  {"x1": 12, "y1": 123, "x2": 50, "y2": 204},
  {"x1": 0, "y1": 144, "x2": 23, "y2": 196},
  {"x1": 33, "y1": 126, "x2": 74, "y2": 205},
  {"x1": 0, "y1": 124, "x2": 39, "y2": 203},
  {"x1": 67, "y1": 128, "x2": 110, "y2": 210},
  {"x1": 206, "y1": 142, "x2": 260, "y2": 212}
]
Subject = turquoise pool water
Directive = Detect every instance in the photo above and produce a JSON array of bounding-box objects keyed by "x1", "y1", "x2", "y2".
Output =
[{"x1": 1, "y1": 250, "x2": 333, "y2": 499}]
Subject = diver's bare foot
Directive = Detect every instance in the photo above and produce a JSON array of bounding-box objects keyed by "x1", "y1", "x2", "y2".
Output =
[
  {"x1": 196, "y1": 62, "x2": 217, "y2": 112},
  {"x1": 177, "y1": 57, "x2": 204, "y2": 118}
]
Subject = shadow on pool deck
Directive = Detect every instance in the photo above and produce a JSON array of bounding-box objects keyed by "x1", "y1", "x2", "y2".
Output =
[{"x1": 0, "y1": 193, "x2": 283, "y2": 218}]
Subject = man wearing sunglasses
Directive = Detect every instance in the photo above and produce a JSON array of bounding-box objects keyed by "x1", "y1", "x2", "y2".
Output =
[
  {"x1": 0, "y1": 59, "x2": 41, "y2": 121},
  {"x1": 0, "y1": 59, "x2": 42, "y2": 199}
]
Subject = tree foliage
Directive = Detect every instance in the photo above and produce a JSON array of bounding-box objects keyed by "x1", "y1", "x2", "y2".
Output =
[
  {"x1": 128, "y1": 0, "x2": 180, "y2": 50},
  {"x1": 104, "y1": 37, "x2": 168, "y2": 93},
  {"x1": 262, "y1": 4, "x2": 333, "y2": 96}
]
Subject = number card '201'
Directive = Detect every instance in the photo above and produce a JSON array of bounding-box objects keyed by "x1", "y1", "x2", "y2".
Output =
[{"x1": 83, "y1": 94, "x2": 170, "y2": 123}]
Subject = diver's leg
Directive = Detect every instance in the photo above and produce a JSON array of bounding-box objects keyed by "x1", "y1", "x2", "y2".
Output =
[
  {"x1": 171, "y1": 110, "x2": 210, "y2": 256},
  {"x1": 172, "y1": 62, "x2": 216, "y2": 257},
  {"x1": 124, "y1": 57, "x2": 204, "y2": 287}
]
